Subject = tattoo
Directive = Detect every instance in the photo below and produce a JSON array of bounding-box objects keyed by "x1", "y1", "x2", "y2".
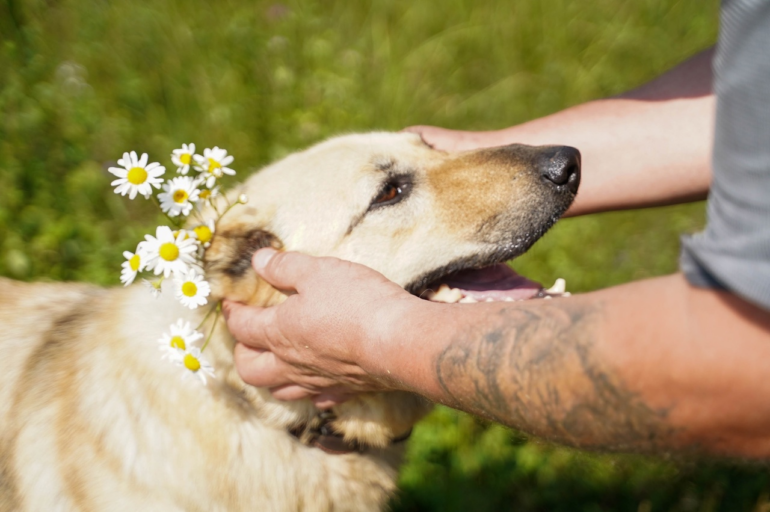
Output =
[{"x1": 435, "y1": 300, "x2": 676, "y2": 452}]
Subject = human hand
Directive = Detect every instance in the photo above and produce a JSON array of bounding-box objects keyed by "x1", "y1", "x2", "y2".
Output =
[
  {"x1": 224, "y1": 248, "x2": 420, "y2": 408},
  {"x1": 403, "y1": 125, "x2": 511, "y2": 152}
]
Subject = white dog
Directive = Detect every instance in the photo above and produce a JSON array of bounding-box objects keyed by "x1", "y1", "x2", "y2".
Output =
[{"x1": 0, "y1": 132, "x2": 579, "y2": 511}]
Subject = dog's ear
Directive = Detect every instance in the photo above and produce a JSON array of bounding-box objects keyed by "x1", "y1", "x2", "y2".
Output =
[{"x1": 204, "y1": 227, "x2": 286, "y2": 306}]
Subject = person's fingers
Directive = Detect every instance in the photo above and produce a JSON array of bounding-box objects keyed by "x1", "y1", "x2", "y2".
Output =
[
  {"x1": 271, "y1": 385, "x2": 354, "y2": 407},
  {"x1": 401, "y1": 126, "x2": 438, "y2": 147},
  {"x1": 312, "y1": 393, "x2": 353, "y2": 409},
  {"x1": 402, "y1": 125, "x2": 486, "y2": 152},
  {"x1": 402, "y1": 125, "x2": 432, "y2": 135},
  {"x1": 233, "y1": 342, "x2": 293, "y2": 388},
  {"x1": 252, "y1": 248, "x2": 326, "y2": 294},
  {"x1": 270, "y1": 384, "x2": 317, "y2": 402},
  {"x1": 222, "y1": 300, "x2": 276, "y2": 349}
]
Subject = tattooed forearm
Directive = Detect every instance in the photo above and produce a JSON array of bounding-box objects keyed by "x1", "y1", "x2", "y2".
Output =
[{"x1": 435, "y1": 300, "x2": 676, "y2": 452}]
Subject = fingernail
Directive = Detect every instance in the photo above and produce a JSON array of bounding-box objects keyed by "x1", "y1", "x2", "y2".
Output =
[{"x1": 253, "y1": 248, "x2": 277, "y2": 272}]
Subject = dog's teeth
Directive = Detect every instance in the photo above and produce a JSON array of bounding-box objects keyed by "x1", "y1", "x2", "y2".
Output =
[
  {"x1": 503, "y1": 297, "x2": 514, "y2": 302},
  {"x1": 485, "y1": 298, "x2": 494, "y2": 302},
  {"x1": 427, "y1": 284, "x2": 464, "y2": 304},
  {"x1": 545, "y1": 278, "x2": 566, "y2": 295},
  {"x1": 458, "y1": 296, "x2": 478, "y2": 303},
  {"x1": 544, "y1": 295, "x2": 552, "y2": 300},
  {"x1": 446, "y1": 291, "x2": 464, "y2": 303}
]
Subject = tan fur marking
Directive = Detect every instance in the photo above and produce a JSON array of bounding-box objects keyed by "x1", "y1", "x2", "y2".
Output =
[{"x1": 427, "y1": 148, "x2": 542, "y2": 238}]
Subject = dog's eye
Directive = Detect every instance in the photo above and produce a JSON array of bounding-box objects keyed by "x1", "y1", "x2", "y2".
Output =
[
  {"x1": 369, "y1": 174, "x2": 412, "y2": 211},
  {"x1": 374, "y1": 183, "x2": 400, "y2": 204}
]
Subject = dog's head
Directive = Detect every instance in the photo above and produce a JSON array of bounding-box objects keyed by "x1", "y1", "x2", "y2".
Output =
[
  {"x1": 207, "y1": 131, "x2": 579, "y2": 304},
  {"x1": 204, "y1": 131, "x2": 579, "y2": 445}
]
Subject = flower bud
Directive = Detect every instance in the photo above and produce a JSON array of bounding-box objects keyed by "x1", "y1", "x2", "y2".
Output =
[{"x1": 238, "y1": 194, "x2": 248, "y2": 204}]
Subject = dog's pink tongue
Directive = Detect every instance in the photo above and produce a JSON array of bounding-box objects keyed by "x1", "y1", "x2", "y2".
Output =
[{"x1": 441, "y1": 264, "x2": 542, "y2": 301}]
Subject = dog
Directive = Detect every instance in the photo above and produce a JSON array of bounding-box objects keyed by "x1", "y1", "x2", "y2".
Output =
[{"x1": 0, "y1": 131, "x2": 579, "y2": 511}]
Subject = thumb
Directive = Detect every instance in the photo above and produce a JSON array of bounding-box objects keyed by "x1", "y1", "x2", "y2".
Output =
[{"x1": 252, "y1": 248, "x2": 320, "y2": 294}]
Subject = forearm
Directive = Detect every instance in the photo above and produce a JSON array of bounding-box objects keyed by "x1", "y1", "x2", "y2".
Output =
[
  {"x1": 504, "y1": 94, "x2": 714, "y2": 217},
  {"x1": 429, "y1": 48, "x2": 715, "y2": 216},
  {"x1": 370, "y1": 275, "x2": 770, "y2": 457}
]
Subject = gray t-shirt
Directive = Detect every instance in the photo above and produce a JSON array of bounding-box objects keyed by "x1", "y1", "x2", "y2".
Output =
[{"x1": 680, "y1": 0, "x2": 770, "y2": 311}]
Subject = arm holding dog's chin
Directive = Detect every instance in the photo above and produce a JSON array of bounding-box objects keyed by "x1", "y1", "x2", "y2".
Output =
[
  {"x1": 407, "y1": 47, "x2": 715, "y2": 218},
  {"x1": 227, "y1": 249, "x2": 770, "y2": 457},
  {"x1": 390, "y1": 275, "x2": 770, "y2": 457}
]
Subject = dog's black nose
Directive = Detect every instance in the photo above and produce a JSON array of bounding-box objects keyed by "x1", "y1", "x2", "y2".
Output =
[{"x1": 538, "y1": 146, "x2": 581, "y2": 194}]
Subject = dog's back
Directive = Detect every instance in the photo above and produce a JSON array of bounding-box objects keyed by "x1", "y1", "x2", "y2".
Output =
[
  {"x1": 0, "y1": 278, "x2": 402, "y2": 512},
  {"x1": 0, "y1": 278, "x2": 100, "y2": 430}
]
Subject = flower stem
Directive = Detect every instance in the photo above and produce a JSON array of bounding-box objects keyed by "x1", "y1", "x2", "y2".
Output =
[
  {"x1": 216, "y1": 198, "x2": 240, "y2": 222},
  {"x1": 211, "y1": 200, "x2": 222, "y2": 217},
  {"x1": 200, "y1": 302, "x2": 222, "y2": 353},
  {"x1": 151, "y1": 195, "x2": 182, "y2": 228},
  {"x1": 196, "y1": 302, "x2": 218, "y2": 331},
  {"x1": 191, "y1": 209, "x2": 204, "y2": 224}
]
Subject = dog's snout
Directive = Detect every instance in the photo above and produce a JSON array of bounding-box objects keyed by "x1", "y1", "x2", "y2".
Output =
[{"x1": 538, "y1": 146, "x2": 581, "y2": 194}]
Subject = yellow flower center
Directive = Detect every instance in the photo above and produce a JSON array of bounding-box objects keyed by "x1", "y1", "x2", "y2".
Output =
[
  {"x1": 207, "y1": 158, "x2": 222, "y2": 173},
  {"x1": 170, "y1": 336, "x2": 186, "y2": 350},
  {"x1": 182, "y1": 281, "x2": 198, "y2": 297},
  {"x1": 180, "y1": 153, "x2": 192, "y2": 165},
  {"x1": 193, "y1": 225, "x2": 213, "y2": 244},
  {"x1": 159, "y1": 242, "x2": 179, "y2": 261},
  {"x1": 184, "y1": 353, "x2": 201, "y2": 372},
  {"x1": 173, "y1": 189, "x2": 188, "y2": 203},
  {"x1": 129, "y1": 254, "x2": 141, "y2": 271},
  {"x1": 127, "y1": 167, "x2": 148, "y2": 185},
  {"x1": 199, "y1": 189, "x2": 211, "y2": 200}
]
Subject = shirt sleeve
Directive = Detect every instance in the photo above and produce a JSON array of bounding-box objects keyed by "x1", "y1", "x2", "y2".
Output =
[{"x1": 679, "y1": 0, "x2": 770, "y2": 312}]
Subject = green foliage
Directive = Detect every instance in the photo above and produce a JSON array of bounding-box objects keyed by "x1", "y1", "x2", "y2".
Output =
[{"x1": 3, "y1": 0, "x2": 767, "y2": 510}]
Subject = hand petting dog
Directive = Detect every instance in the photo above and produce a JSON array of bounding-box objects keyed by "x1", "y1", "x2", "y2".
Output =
[{"x1": 226, "y1": 248, "x2": 422, "y2": 409}]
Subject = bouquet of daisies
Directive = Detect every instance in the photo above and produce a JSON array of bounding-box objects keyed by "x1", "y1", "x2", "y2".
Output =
[{"x1": 110, "y1": 144, "x2": 246, "y2": 384}]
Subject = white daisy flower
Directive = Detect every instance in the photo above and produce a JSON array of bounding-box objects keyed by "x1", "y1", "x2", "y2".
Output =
[
  {"x1": 171, "y1": 143, "x2": 198, "y2": 174},
  {"x1": 194, "y1": 147, "x2": 235, "y2": 188},
  {"x1": 174, "y1": 269, "x2": 211, "y2": 309},
  {"x1": 196, "y1": 185, "x2": 219, "y2": 206},
  {"x1": 158, "y1": 319, "x2": 204, "y2": 362},
  {"x1": 158, "y1": 176, "x2": 200, "y2": 217},
  {"x1": 109, "y1": 151, "x2": 165, "y2": 200},
  {"x1": 172, "y1": 229, "x2": 195, "y2": 240},
  {"x1": 139, "y1": 226, "x2": 198, "y2": 278},
  {"x1": 142, "y1": 278, "x2": 162, "y2": 298},
  {"x1": 191, "y1": 220, "x2": 216, "y2": 248},
  {"x1": 178, "y1": 347, "x2": 215, "y2": 384},
  {"x1": 120, "y1": 250, "x2": 144, "y2": 286}
]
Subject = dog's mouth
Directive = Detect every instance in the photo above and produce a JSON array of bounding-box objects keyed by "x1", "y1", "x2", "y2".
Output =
[{"x1": 418, "y1": 263, "x2": 569, "y2": 304}]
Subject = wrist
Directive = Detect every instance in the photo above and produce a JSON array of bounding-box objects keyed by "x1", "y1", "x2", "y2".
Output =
[
  {"x1": 361, "y1": 294, "x2": 419, "y2": 381},
  {"x1": 363, "y1": 294, "x2": 458, "y2": 400}
]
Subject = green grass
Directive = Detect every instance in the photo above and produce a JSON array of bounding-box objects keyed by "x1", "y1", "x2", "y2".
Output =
[{"x1": 4, "y1": 0, "x2": 768, "y2": 510}]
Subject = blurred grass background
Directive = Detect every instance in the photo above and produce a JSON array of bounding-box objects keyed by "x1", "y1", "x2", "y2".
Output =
[{"x1": 2, "y1": 0, "x2": 768, "y2": 510}]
